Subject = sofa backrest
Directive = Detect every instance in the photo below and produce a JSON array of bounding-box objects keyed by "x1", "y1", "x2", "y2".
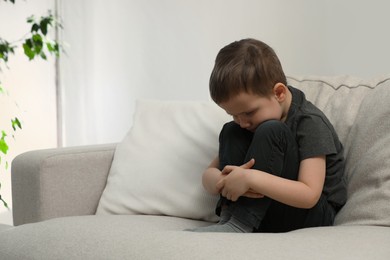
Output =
[
  {"x1": 288, "y1": 75, "x2": 390, "y2": 226},
  {"x1": 98, "y1": 75, "x2": 390, "y2": 227}
]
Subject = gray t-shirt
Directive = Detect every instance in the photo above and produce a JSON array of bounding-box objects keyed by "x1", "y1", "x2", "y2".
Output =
[{"x1": 285, "y1": 86, "x2": 347, "y2": 209}]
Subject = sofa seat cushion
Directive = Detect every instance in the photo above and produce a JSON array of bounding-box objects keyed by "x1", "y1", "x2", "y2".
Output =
[
  {"x1": 0, "y1": 224, "x2": 12, "y2": 232},
  {"x1": 0, "y1": 215, "x2": 389, "y2": 259}
]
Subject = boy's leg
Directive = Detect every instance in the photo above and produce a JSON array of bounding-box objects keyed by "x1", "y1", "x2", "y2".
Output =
[
  {"x1": 185, "y1": 121, "x2": 253, "y2": 232},
  {"x1": 190, "y1": 120, "x2": 301, "y2": 233},
  {"x1": 215, "y1": 121, "x2": 254, "y2": 218},
  {"x1": 224, "y1": 120, "x2": 300, "y2": 231},
  {"x1": 258, "y1": 193, "x2": 336, "y2": 232}
]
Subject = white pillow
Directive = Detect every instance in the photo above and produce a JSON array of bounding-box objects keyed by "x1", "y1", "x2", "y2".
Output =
[{"x1": 96, "y1": 100, "x2": 230, "y2": 221}]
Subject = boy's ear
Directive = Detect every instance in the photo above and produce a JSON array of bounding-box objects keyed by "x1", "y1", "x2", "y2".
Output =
[{"x1": 273, "y1": 83, "x2": 287, "y2": 102}]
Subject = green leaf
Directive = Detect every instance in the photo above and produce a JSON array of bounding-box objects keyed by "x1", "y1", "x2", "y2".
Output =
[
  {"x1": 40, "y1": 52, "x2": 47, "y2": 60},
  {"x1": 0, "y1": 195, "x2": 8, "y2": 209},
  {"x1": 0, "y1": 85, "x2": 8, "y2": 96},
  {"x1": 40, "y1": 20, "x2": 48, "y2": 36},
  {"x1": 46, "y1": 42, "x2": 60, "y2": 56},
  {"x1": 32, "y1": 34, "x2": 43, "y2": 45},
  {"x1": 53, "y1": 42, "x2": 60, "y2": 56},
  {"x1": 46, "y1": 42, "x2": 54, "y2": 52},
  {"x1": 23, "y1": 41, "x2": 35, "y2": 60},
  {"x1": 46, "y1": 42, "x2": 56, "y2": 53},
  {"x1": 31, "y1": 23, "x2": 40, "y2": 33},
  {"x1": 0, "y1": 131, "x2": 8, "y2": 155},
  {"x1": 11, "y1": 117, "x2": 22, "y2": 131},
  {"x1": 27, "y1": 15, "x2": 35, "y2": 23},
  {"x1": 24, "y1": 38, "x2": 33, "y2": 48},
  {"x1": 0, "y1": 142, "x2": 8, "y2": 155},
  {"x1": 0, "y1": 40, "x2": 15, "y2": 63}
]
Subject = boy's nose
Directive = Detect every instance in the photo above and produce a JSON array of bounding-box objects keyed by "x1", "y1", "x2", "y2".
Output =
[
  {"x1": 235, "y1": 117, "x2": 250, "y2": 129},
  {"x1": 239, "y1": 122, "x2": 251, "y2": 129}
]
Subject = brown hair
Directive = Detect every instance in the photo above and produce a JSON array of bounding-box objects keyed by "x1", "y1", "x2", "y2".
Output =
[{"x1": 209, "y1": 38, "x2": 286, "y2": 104}]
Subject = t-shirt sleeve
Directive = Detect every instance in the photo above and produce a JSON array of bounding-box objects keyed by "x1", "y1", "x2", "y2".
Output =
[{"x1": 296, "y1": 115, "x2": 337, "y2": 161}]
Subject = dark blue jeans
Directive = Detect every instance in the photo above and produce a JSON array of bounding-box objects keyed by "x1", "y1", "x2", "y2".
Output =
[{"x1": 217, "y1": 120, "x2": 335, "y2": 232}]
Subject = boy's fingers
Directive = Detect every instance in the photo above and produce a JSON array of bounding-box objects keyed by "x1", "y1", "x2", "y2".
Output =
[
  {"x1": 221, "y1": 165, "x2": 234, "y2": 175},
  {"x1": 244, "y1": 191, "x2": 264, "y2": 198},
  {"x1": 215, "y1": 179, "x2": 224, "y2": 191},
  {"x1": 241, "y1": 158, "x2": 255, "y2": 169},
  {"x1": 222, "y1": 159, "x2": 254, "y2": 174}
]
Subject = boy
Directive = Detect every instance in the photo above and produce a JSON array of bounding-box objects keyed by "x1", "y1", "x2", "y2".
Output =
[{"x1": 189, "y1": 38, "x2": 346, "y2": 233}]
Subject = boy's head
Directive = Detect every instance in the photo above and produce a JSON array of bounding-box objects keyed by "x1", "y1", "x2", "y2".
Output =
[{"x1": 209, "y1": 38, "x2": 286, "y2": 104}]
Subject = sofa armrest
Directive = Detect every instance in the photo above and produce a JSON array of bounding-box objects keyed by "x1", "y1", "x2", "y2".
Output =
[{"x1": 11, "y1": 143, "x2": 116, "y2": 226}]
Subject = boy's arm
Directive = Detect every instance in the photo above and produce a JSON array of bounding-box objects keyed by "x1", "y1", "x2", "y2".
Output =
[
  {"x1": 202, "y1": 157, "x2": 223, "y2": 195},
  {"x1": 202, "y1": 157, "x2": 264, "y2": 198},
  {"x1": 217, "y1": 156, "x2": 326, "y2": 209}
]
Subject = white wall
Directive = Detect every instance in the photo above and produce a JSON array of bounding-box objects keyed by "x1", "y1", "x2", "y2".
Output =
[
  {"x1": 60, "y1": 0, "x2": 390, "y2": 147},
  {"x1": 0, "y1": 0, "x2": 57, "y2": 225}
]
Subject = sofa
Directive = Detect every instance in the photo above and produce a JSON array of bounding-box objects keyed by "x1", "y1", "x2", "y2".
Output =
[{"x1": 1, "y1": 75, "x2": 390, "y2": 259}]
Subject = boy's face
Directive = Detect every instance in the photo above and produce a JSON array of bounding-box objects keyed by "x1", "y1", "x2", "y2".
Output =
[{"x1": 218, "y1": 86, "x2": 288, "y2": 132}]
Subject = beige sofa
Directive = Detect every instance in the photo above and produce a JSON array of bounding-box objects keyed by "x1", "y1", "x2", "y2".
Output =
[{"x1": 1, "y1": 75, "x2": 390, "y2": 259}]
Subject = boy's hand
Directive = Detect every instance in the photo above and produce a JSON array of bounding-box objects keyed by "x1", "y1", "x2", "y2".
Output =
[
  {"x1": 220, "y1": 159, "x2": 255, "y2": 175},
  {"x1": 243, "y1": 189, "x2": 265, "y2": 199},
  {"x1": 216, "y1": 159, "x2": 264, "y2": 201}
]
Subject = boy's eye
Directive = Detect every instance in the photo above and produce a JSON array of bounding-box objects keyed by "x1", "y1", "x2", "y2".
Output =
[{"x1": 245, "y1": 110, "x2": 256, "y2": 116}]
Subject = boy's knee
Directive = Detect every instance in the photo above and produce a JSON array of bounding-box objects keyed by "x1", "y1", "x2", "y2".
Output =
[
  {"x1": 222, "y1": 120, "x2": 290, "y2": 141},
  {"x1": 252, "y1": 120, "x2": 296, "y2": 149},
  {"x1": 254, "y1": 120, "x2": 289, "y2": 137},
  {"x1": 220, "y1": 121, "x2": 246, "y2": 139},
  {"x1": 223, "y1": 121, "x2": 241, "y2": 132}
]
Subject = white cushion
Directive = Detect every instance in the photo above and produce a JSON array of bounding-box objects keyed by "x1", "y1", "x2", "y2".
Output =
[
  {"x1": 288, "y1": 75, "x2": 390, "y2": 226},
  {"x1": 96, "y1": 100, "x2": 230, "y2": 221}
]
